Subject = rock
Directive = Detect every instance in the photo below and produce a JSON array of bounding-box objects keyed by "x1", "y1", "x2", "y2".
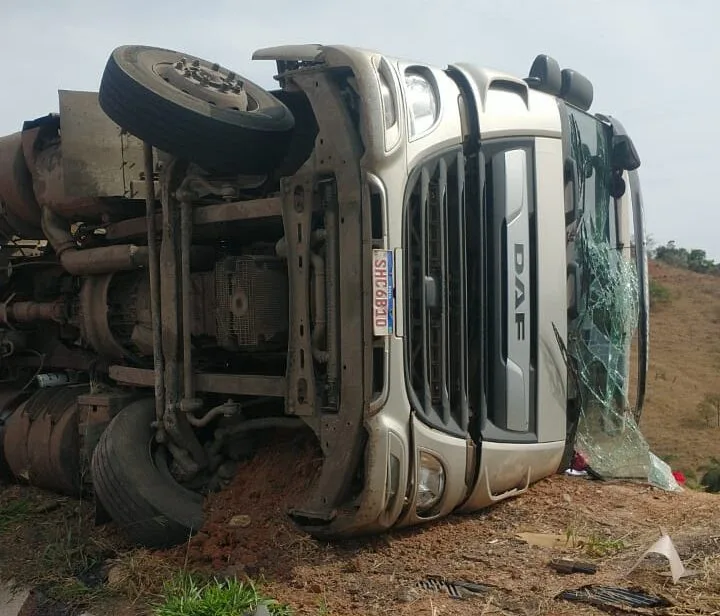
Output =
[
  {"x1": 106, "y1": 565, "x2": 126, "y2": 590},
  {"x1": 228, "y1": 514, "x2": 252, "y2": 528},
  {"x1": 396, "y1": 587, "x2": 421, "y2": 603}
]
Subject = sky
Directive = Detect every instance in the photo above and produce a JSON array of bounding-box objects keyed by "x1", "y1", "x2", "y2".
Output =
[{"x1": 1, "y1": 0, "x2": 718, "y2": 259}]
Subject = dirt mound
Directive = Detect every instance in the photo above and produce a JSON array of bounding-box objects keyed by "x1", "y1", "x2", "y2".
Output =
[{"x1": 170, "y1": 432, "x2": 322, "y2": 573}]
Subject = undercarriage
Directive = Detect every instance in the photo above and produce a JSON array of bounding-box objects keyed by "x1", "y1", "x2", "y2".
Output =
[{"x1": 0, "y1": 46, "x2": 373, "y2": 546}]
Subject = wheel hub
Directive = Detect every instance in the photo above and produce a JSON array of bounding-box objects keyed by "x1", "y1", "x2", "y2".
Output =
[{"x1": 155, "y1": 57, "x2": 257, "y2": 112}]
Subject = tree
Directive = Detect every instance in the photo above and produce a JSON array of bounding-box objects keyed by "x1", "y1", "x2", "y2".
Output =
[
  {"x1": 697, "y1": 393, "x2": 720, "y2": 428},
  {"x1": 700, "y1": 457, "x2": 720, "y2": 493},
  {"x1": 654, "y1": 240, "x2": 718, "y2": 274}
]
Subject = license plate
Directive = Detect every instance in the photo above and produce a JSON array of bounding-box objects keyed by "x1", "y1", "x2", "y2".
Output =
[{"x1": 372, "y1": 249, "x2": 394, "y2": 336}]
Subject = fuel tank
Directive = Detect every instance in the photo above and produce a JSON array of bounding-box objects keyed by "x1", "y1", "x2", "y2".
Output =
[{"x1": 0, "y1": 91, "x2": 151, "y2": 240}]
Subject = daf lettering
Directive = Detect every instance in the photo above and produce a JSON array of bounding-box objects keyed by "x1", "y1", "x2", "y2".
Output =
[{"x1": 514, "y1": 242, "x2": 526, "y2": 341}]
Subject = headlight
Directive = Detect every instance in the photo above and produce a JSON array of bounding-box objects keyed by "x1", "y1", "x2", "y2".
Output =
[
  {"x1": 378, "y1": 71, "x2": 397, "y2": 129},
  {"x1": 405, "y1": 71, "x2": 439, "y2": 137},
  {"x1": 416, "y1": 451, "x2": 445, "y2": 514}
]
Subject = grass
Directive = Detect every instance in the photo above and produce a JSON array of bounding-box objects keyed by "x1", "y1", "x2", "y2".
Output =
[
  {"x1": 153, "y1": 573, "x2": 291, "y2": 616},
  {"x1": 35, "y1": 521, "x2": 112, "y2": 606},
  {"x1": 0, "y1": 491, "x2": 289, "y2": 615},
  {"x1": 106, "y1": 549, "x2": 178, "y2": 603},
  {"x1": 649, "y1": 278, "x2": 672, "y2": 307},
  {"x1": 0, "y1": 497, "x2": 34, "y2": 533},
  {"x1": 564, "y1": 522, "x2": 627, "y2": 558},
  {"x1": 0, "y1": 491, "x2": 114, "y2": 610},
  {"x1": 584, "y1": 534, "x2": 627, "y2": 558}
]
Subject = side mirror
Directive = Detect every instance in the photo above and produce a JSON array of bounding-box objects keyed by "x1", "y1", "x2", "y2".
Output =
[
  {"x1": 560, "y1": 69, "x2": 594, "y2": 111},
  {"x1": 598, "y1": 115, "x2": 641, "y2": 171},
  {"x1": 525, "y1": 54, "x2": 562, "y2": 96}
]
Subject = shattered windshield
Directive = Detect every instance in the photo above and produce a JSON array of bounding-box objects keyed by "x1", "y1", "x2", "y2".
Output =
[
  {"x1": 562, "y1": 105, "x2": 680, "y2": 491},
  {"x1": 567, "y1": 110, "x2": 613, "y2": 236}
]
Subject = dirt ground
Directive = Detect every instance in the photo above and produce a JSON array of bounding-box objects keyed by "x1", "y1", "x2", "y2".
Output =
[
  {"x1": 1, "y1": 260, "x2": 719, "y2": 616},
  {"x1": 4, "y1": 459, "x2": 719, "y2": 616},
  {"x1": 639, "y1": 260, "x2": 720, "y2": 476},
  {"x1": 159, "y1": 441, "x2": 720, "y2": 616}
]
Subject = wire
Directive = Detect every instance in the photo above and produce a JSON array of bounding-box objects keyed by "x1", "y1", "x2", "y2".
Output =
[
  {"x1": 6, "y1": 260, "x2": 59, "y2": 269},
  {"x1": 19, "y1": 348, "x2": 46, "y2": 393},
  {"x1": 0, "y1": 229, "x2": 29, "y2": 257}
]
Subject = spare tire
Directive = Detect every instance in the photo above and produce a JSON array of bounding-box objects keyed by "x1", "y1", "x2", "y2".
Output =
[
  {"x1": 99, "y1": 45, "x2": 295, "y2": 175},
  {"x1": 91, "y1": 398, "x2": 204, "y2": 547}
]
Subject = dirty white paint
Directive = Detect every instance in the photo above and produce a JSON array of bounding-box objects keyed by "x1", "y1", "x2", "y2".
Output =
[{"x1": 0, "y1": 582, "x2": 30, "y2": 616}]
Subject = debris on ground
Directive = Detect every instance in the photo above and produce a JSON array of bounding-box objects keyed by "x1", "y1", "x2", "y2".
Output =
[
  {"x1": 626, "y1": 533, "x2": 690, "y2": 583},
  {"x1": 415, "y1": 576, "x2": 494, "y2": 600},
  {"x1": 517, "y1": 532, "x2": 587, "y2": 549},
  {"x1": 550, "y1": 558, "x2": 598, "y2": 575},
  {"x1": 557, "y1": 585, "x2": 672, "y2": 611},
  {"x1": 228, "y1": 515, "x2": 252, "y2": 528},
  {"x1": 3, "y1": 446, "x2": 720, "y2": 615}
]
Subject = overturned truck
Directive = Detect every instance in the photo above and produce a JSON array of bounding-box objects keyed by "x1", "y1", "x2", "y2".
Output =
[{"x1": 0, "y1": 45, "x2": 649, "y2": 547}]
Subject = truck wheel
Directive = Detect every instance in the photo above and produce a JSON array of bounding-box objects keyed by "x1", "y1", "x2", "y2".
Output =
[
  {"x1": 91, "y1": 398, "x2": 204, "y2": 548},
  {"x1": 98, "y1": 45, "x2": 295, "y2": 175}
]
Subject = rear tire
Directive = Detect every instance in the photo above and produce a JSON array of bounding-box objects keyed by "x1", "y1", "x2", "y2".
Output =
[
  {"x1": 98, "y1": 45, "x2": 295, "y2": 175},
  {"x1": 91, "y1": 398, "x2": 204, "y2": 548}
]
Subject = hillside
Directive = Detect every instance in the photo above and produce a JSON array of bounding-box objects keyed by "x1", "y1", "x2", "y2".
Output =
[{"x1": 640, "y1": 260, "x2": 720, "y2": 477}]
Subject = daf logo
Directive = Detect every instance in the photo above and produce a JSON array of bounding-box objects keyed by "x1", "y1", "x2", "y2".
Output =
[{"x1": 514, "y1": 243, "x2": 526, "y2": 341}]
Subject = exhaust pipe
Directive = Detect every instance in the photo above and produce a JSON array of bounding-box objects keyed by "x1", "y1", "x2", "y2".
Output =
[{"x1": 41, "y1": 207, "x2": 148, "y2": 276}]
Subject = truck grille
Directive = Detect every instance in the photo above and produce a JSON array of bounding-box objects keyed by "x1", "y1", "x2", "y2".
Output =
[{"x1": 405, "y1": 150, "x2": 470, "y2": 436}]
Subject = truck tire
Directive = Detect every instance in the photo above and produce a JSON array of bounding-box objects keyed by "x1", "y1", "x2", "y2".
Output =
[
  {"x1": 98, "y1": 45, "x2": 295, "y2": 175},
  {"x1": 91, "y1": 398, "x2": 204, "y2": 548}
]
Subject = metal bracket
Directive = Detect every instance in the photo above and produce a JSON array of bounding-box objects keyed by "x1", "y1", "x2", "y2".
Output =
[{"x1": 281, "y1": 176, "x2": 316, "y2": 417}]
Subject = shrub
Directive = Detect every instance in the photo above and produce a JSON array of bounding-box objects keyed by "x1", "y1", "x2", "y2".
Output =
[{"x1": 649, "y1": 279, "x2": 671, "y2": 308}]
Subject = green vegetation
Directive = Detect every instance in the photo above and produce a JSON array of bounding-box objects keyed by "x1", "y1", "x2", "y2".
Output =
[
  {"x1": 36, "y1": 520, "x2": 110, "y2": 606},
  {"x1": 154, "y1": 573, "x2": 290, "y2": 616},
  {"x1": 653, "y1": 240, "x2": 720, "y2": 276},
  {"x1": 699, "y1": 457, "x2": 720, "y2": 493},
  {"x1": 0, "y1": 497, "x2": 33, "y2": 533},
  {"x1": 649, "y1": 279, "x2": 672, "y2": 307},
  {"x1": 0, "y1": 495, "x2": 112, "y2": 610},
  {"x1": 697, "y1": 393, "x2": 720, "y2": 428},
  {"x1": 584, "y1": 534, "x2": 626, "y2": 558}
]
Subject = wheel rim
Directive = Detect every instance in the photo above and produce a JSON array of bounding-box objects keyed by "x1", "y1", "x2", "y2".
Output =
[{"x1": 153, "y1": 57, "x2": 260, "y2": 112}]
